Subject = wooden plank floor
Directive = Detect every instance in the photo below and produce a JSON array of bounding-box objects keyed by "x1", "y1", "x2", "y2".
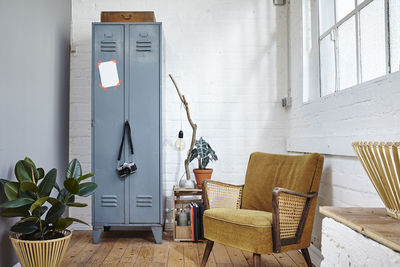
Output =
[{"x1": 61, "y1": 230, "x2": 310, "y2": 267}]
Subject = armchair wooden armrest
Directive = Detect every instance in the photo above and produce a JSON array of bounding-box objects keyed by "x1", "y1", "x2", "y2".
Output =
[
  {"x1": 272, "y1": 187, "x2": 318, "y2": 253},
  {"x1": 202, "y1": 180, "x2": 244, "y2": 210}
]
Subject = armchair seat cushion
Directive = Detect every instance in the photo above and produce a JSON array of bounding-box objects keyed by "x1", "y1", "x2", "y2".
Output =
[{"x1": 203, "y1": 208, "x2": 274, "y2": 254}]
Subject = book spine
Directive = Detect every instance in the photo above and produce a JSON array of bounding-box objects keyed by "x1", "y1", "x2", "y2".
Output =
[{"x1": 190, "y1": 204, "x2": 195, "y2": 241}]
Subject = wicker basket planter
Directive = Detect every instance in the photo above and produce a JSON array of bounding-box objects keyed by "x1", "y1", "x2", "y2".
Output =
[
  {"x1": 10, "y1": 230, "x2": 71, "y2": 267},
  {"x1": 353, "y1": 141, "x2": 400, "y2": 219}
]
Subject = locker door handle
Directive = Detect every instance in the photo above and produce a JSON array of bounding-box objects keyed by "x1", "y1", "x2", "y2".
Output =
[{"x1": 121, "y1": 14, "x2": 133, "y2": 20}]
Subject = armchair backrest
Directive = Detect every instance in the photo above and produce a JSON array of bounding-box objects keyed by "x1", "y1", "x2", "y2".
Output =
[{"x1": 241, "y1": 152, "x2": 324, "y2": 212}]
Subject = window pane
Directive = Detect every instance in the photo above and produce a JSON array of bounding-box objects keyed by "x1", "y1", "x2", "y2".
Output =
[
  {"x1": 390, "y1": 0, "x2": 400, "y2": 72},
  {"x1": 360, "y1": 0, "x2": 386, "y2": 81},
  {"x1": 336, "y1": 0, "x2": 355, "y2": 22},
  {"x1": 338, "y1": 17, "x2": 357, "y2": 90},
  {"x1": 320, "y1": 34, "x2": 336, "y2": 96},
  {"x1": 357, "y1": 0, "x2": 367, "y2": 5},
  {"x1": 319, "y1": 0, "x2": 335, "y2": 34}
]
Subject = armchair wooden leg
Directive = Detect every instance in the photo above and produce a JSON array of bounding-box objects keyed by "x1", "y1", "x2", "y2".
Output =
[
  {"x1": 253, "y1": 253, "x2": 261, "y2": 267},
  {"x1": 301, "y1": 248, "x2": 312, "y2": 267},
  {"x1": 200, "y1": 240, "x2": 214, "y2": 267}
]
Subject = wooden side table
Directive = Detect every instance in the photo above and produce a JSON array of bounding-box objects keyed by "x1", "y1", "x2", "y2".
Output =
[{"x1": 173, "y1": 186, "x2": 203, "y2": 241}]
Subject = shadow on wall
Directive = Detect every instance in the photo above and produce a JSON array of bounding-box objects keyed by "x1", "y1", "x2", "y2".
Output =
[
  {"x1": 311, "y1": 164, "x2": 333, "y2": 249},
  {"x1": 0, "y1": 192, "x2": 17, "y2": 267}
]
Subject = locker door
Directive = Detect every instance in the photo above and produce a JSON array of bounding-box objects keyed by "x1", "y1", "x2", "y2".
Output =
[
  {"x1": 128, "y1": 24, "x2": 160, "y2": 223},
  {"x1": 93, "y1": 24, "x2": 126, "y2": 224}
]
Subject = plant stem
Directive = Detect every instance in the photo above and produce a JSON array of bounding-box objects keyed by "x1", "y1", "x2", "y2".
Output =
[
  {"x1": 35, "y1": 192, "x2": 44, "y2": 240},
  {"x1": 64, "y1": 192, "x2": 70, "y2": 203}
]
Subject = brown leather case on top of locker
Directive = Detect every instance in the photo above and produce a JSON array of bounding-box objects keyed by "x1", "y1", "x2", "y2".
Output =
[{"x1": 101, "y1": 11, "x2": 156, "y2": 22}]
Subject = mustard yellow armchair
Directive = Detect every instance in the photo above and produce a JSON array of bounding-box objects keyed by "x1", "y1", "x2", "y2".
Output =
[{"x1": 200, "y1": 152, "x2": 324, "y2": 267}]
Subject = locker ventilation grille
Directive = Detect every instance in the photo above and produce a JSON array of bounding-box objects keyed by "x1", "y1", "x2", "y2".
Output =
[
  {"x1": 136, "y1": 195, "x2": 153, "y2": 207},
  {"x1": 101, "y1": 41, "x2": 117, "y2": 52},
  {"x1": 136, "y1": 41, "x2": 152, "y2": 52},
  {"x1": 101, "y1": 195, "x2": 118, "y2": 207}
]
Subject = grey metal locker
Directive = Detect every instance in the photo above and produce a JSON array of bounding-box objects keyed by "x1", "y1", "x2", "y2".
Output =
[{"x1": 91, "y1": 22, "x2": 163, "y2": 244}]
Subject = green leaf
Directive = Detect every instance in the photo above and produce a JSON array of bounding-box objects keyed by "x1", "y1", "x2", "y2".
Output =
[
  {"x1": 78, "y1": 182, "x2": 98, "y2": 197},
  {"x1": 208, "y1": 144, "x2": 218, "y2": 161},
  {"x1": 202, "y1": 157, "x2": 210, "y2": 168},
  {"x1": 77, "y1": 173, "x2": 94, "y2": 183},
  {"x1": 4, "y1": 182, "x2": 19, "y2": 201},
  {"x1": 45, "y1": 202, "x2": 66, "y2": 224},
  {"x1": 47, "y1": 197, "x2": 60, "y2": 206},
  {"x1": 32, "y1": 206, "x2": 48, "y2": 217},
  {"x1": 66, "y1": 202, "x2": 87, "y2": 207},
  {"x1": 30, "y1": 197, "x2": 48, "y2": 213},
  {"x1": 64, "y1": 178, "x2": 80, "y2": 194},
  {"x1": 195, "y1": 137, "x2": 209, "y2": 158},
  {"x1": 24, "y1": 157, "x2": 36, "y2": 168},
  {"x1": 38, "y1": 168, "x2": 57, "y2": 196},
  {"x1": 0, "y1": 197, "x2": 34, "y2": 208},
  {"x1": 54, "y1": 182, "x2": 61, "y2": 193},
  {"x1": 11, "y1": 221, "x2": 39, "y2": 234},
  {"x1": 20, "y1": 181, "x2": 39, "y2": 193},
  {"x1": 53, "y1": 218, "x2": 73, "y2": 230},
  {"x1": 66, "y1": 159, "x2": 82, "y2": 179},
  {"x1": 24, "y1": 158, "x2": 39, "y2": 181},
  {"x1": 20, "y1": 217, "x2": 39, "y2": 223},
  {"x1": 0, "y1": 206, "x2": 30, "y2": 217},
  {"x1": 0, "y1": 178, "x2": 9, "y2": 186},
  {"x1": 37, "y1": 168, "x2": 45, "y2": 180},
  {"x1": 15, "y1": 160, "x2": 35, "y2": 182},
  {"x1": 65, "y1": 217, "x2": 89, "y2": 226},
  {"x1": 189, "y1": 148, "x2": 198, "y2": 162}
]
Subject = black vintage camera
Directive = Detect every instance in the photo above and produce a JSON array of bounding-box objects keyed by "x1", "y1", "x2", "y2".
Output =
[
  {"x1": 117, "y1": 162, "x2": 137, "y2": 177},
  {"x1": 117, "y1": 121, "x2": 137, "y2": 178}
]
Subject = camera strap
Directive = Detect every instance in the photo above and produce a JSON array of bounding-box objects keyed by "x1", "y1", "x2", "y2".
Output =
[{"x1": 118, "y1": 121, "x2": 134, "y2": 162}]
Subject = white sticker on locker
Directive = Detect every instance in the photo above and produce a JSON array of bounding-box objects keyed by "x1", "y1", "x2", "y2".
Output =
[{"x1": 98, "y1": 60, "x2": 120, "y2": 88}]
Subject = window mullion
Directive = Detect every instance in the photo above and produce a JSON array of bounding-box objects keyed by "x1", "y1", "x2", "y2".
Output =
[
  {"x1": 333, "y1": 0, "x2": 340, "y2": 92},
  {"x1": 333, "y1": 28, "x2": 340, "y2": 92},
  {"x1": 385, "y1": 0, "x2": 391, "y2": 73},
  {"x1": 355, "y1": 0, "x2": 361, "y2": 84}
]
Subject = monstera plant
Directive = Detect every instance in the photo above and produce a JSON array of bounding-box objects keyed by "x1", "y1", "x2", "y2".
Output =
[
  {"x1": 0, "y1": 157, "x2": 97, "y2": 267},
  {"x1": 189, "y1": 137, "x2": 218, "y2": 188}
]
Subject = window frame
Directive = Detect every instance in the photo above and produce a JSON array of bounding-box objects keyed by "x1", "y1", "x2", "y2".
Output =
[{"x1": 318, "y1": 0, "x2": 393, "y2": 96}]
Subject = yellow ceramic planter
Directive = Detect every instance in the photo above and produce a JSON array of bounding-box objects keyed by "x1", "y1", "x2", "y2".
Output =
[{"x1": 10, "y1": 230, "x2": 71, "y2": 267}]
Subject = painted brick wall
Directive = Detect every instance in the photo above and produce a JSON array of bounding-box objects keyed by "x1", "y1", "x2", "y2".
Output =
[
  {"x1": 69, "y1": 0, "x2": 288, "y2": 228},
  {"x1": 288, "y1": 0, "x2": 400, "y2": 249},
  {"x1": 321, "y1": 218, "x2": 400, "y2": 266}
]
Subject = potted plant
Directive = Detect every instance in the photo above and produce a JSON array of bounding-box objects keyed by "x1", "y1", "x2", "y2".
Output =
[
  {"x1": 0, "y1": 157, "x2": 97, "y2": 267},
  {"x1": 189, "y1": 137, "x2": 218, "y2": 188}
]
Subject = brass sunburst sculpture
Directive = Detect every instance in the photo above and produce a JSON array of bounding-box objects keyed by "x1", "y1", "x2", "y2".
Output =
[{"x1": 353, "y1": 141, "x2": 400, "y2": 219}]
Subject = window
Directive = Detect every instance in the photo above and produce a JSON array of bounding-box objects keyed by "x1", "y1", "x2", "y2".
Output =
[{"x1": 318, "y1": 0, "x2": 399, "y2": 97}]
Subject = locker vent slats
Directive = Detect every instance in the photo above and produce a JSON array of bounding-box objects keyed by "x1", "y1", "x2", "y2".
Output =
[
  {"x1": 136, "y1": 41, "x2": 152, "y2": 52},
  {"x1": 101, "y1": 195, "x2": 118, "y2": 207},
  {"x1": 101, "y1": 41, "x2": 117, "y2": 52},
  {"x1": 136, "y1": 195, "x2": 153, "y2": 207}
]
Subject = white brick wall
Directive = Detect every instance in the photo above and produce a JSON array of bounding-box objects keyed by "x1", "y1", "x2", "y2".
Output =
[
  {"x1": 321, "y1": 218, "x2": 400, "y2": 267},
  {"x1": 69, "y1": 0, "x2": 288, "y2": 228},
  {"x1": 288, "y1": 0, "x2": 400, "y2": 249}
]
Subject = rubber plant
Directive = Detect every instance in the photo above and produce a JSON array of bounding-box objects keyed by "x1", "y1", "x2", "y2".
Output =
[
  {"x1": 189, "y1": 137, "x2": 218, "y2": 188},
  {"x1": 0, "y1": 157, "x2": 97, "y2": 240}
]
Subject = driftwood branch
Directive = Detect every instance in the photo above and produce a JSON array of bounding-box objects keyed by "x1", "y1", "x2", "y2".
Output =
[{"x1": 169, "y1": 74, "x2": 197, "y2": 181}]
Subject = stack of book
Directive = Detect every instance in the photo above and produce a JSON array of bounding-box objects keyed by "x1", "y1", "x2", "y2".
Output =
[{"x1": 189, "y1": 202, "x2": 205, "y2": 241}]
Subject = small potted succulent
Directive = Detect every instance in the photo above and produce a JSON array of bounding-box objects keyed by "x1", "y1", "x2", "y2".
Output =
[
  {"x1": 0, "y1": 157, "x2": 97, "y2": 267},
  {"x1": 189, "y1": 137, "x2": 218, "y2": 188}
]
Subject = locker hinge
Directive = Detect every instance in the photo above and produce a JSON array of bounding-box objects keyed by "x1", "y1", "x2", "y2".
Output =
[{"x1": 91, "y1": 120, "x2": 94, "y2": 127}]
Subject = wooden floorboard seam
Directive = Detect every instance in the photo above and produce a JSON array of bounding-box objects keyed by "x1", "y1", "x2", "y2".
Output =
[{"x1": 62, "y1": 231, "x2": 310, "y2": 266}]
